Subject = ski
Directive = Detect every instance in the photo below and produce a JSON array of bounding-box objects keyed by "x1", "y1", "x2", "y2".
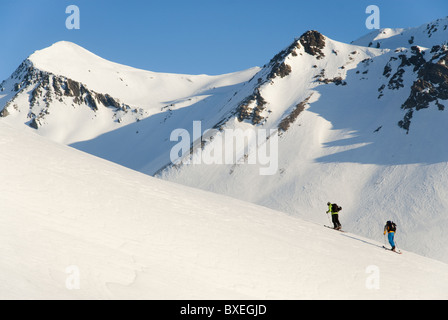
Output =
[
  {"x1": 382, "y1": 246, "x2": 402, "y2": 254},
  {"x1": 324, "y1": 225, "x2": 346, "y2": 233}
]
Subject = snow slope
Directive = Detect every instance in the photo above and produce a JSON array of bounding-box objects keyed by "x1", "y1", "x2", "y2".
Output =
[
  {"x1": 0, "y1": 121, "x2": 448, "y2": 300},
  {"x1": 159, "y1": 31, "x2": 448, "y2": 263},
  {"x1": 2, "y1": 18, "x2": 448, "y2": 267}
]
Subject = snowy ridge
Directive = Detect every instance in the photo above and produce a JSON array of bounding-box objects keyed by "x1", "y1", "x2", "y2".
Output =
[
  {"x1": 0, "y1": 41, "x2": 259, "y2": 144},
  {"x1": 0, "y1": 121, "x2": 447, "y2": 299},
  {"x1": 28, "y1": 41, "x2": 259, "y2": 109},
  {"x1": 353, "y1": 17, "x2": 448, "y2": 49}
]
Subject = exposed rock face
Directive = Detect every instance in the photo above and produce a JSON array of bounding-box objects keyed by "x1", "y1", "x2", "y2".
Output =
[
  {"x1": 237, "y1": 89, "x2": 267, "y2": 125},
  {"x1": 316, "y1": 76, "x2": 347, "y2": 86},
  {"x1": 382, "y1": 47, "x2": 426, "y2": 92},
  {"x1": 235, "y1": 31, "x2": 329, "y2": 127},
  {"x1": 399, "y1": 45, "x2": 448, "y2": 132},
  {"x1": 236, "y1": 38, "x2": 303, "y2": 126},
  {"x1": 299, "y1": 30, "x2": 326, "y2": 60},
  {"x1": 0, "y1": 59, "x2": 137, "y2": 129},
  {"x1": 269, "y1": 62, "x2": 292, "y2": 79},
  {"x1": 278, "y1": 94, "x2": 313, "y2": 133},
  {"x1": 266, "y1": 39, "x2": 300, "y2": 81},
  {"x1": 375, "y1": 44, "x2": 448, "y2": 133}
]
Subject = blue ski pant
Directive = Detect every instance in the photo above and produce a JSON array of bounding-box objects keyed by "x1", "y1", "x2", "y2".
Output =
[{"x1": 388, "y1": 232, "x2": 395, "y2": 248}]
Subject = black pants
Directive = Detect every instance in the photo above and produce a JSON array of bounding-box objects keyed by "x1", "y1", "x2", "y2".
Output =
[{"x1": 332, "y1": 214, "x2": 342, "y2": 229}]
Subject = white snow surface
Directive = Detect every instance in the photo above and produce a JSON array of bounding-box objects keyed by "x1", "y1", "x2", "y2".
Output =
[{"x1": 0, "y1": 121, "x2": 448, "y2": 300}]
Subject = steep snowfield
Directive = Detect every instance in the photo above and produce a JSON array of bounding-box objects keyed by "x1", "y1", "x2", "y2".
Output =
[{"x1": 1, "y1": 122, "x2": 448, "y2": 300}]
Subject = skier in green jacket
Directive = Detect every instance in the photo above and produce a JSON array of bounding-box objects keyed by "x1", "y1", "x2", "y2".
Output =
[{"x1": 327, "y1": 202, "x2": 342, "y2": 230}]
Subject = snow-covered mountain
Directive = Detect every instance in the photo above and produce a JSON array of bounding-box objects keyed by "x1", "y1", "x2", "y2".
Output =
[
  {"x1": 0, "y1": 41, "x2": 258, "y2": 145},
  {"x1": 1, "y1": 17, "x2": 448, "y2": 265},
  {"x1": 159, "y1": 21, "x2": 448, "y2": 263},
  {"x1": 1, "y1": 121, "x2": 448, "y2": 299}
]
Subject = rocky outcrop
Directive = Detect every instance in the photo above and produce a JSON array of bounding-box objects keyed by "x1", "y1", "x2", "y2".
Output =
[
  {"x1": 278, "y1": 94, "x2": 313, "y2": 133},
  {"x1": 399, "y1": 45, "x2": 448, "y2": 132},
  {"x1": 237, "y1": 89, "x2": 267, "y2": 125},
  {"x1": 299, "y1": 30, "x2": 326, "y2": 60},
  {"x1": 268, "y1": 62, "x2": 292, "y2": 79},
  {"x1": 382, "y1": 47, "x2": 426, "y2": 92},
  {"x1": 235, "y1": 37, "x2": 304, "y2": 126},
  {"x1": 0, "y1": 59, "x2": 139, "y2": 129},
  {"x1": 265, "y1": 39, "x2": 301, "y2": 81},
  {"x1": 235, "y1": 31, "x2": 328, "y2": 127}
]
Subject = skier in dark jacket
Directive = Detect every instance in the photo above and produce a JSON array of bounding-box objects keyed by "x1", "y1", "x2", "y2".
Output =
[
  {"x1": 384, "y1": 221, "x2": 397, "y2": 251},
  {"x1": 327, "y1": 202, "x2": 342, "y2": 230}
]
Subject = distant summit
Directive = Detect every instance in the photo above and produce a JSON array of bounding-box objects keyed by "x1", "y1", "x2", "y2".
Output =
[{"x1": 352, "y1": 17, "x2": 448, "y2": 49}]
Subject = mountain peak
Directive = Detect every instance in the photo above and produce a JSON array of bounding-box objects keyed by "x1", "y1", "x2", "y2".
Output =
[
  {"x1": 298, "y1": 30, "x2": 327, "y2": 59},
  {"x1": 30, "y1": 41, "x2": 93, "y2": 60},
  {"x1": 33, "y1": 40, "x2": 85, "y2": 52},
  {"x1": 28, "y1": 41, "x2": 118, "y2": 78}
]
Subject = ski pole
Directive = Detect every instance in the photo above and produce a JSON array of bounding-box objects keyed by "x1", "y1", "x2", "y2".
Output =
[{"x1": 326, "y1": 212, "x2": 332, "y2": 225}]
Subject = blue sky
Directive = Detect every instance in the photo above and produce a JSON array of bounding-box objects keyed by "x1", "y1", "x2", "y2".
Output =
[{"x1": 0, "y1": 0, "x2": 446, "y2": 80}]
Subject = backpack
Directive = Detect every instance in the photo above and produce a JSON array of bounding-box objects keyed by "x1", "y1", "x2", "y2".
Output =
[
  {"x1": 387, "y1": 221, "x2": 397, "y2": 232},
  {"x1": 332, "y1": 204, "x2": 342, "y2": 213}
]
